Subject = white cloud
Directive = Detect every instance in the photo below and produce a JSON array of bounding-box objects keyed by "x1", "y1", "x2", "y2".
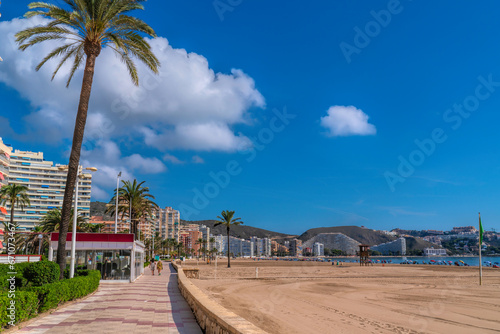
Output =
[
  {"x1": 191, "y1": 155, "x2": 205, "y2": 164},
  {"x1": 163, "y1": 153, "x2": 184, "y2": 164},
  {"x1": 80, "y1": 140, "x2": 165, "y2": 200},
  {"x1": 320, "y1": 105, "x2": 376, "y2": 137},
  {"x1": 124, "y1": 154, "x2": 166, "y2": 174},
  {"x1": 141, "y1": 122, "x2": 252, "y2": 152},
  {"x1": 90, "y1": 185, "x2": 109, "y2": 201},
  {"x1": 0, "y1": 17, "x2": 265, "y2": 150}
]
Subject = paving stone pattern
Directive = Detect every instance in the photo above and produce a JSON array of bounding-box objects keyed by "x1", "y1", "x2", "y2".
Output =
[{"x1": 14, "y1": 263, "x2": 202, "y2": 334}]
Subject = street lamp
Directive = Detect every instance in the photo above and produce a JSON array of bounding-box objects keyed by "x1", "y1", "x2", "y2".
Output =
[
  {"x1": 38, "y1": 234, "x2": 43, "y2": 255},
  {"x1": 114, "y1": 171, "x2": 121, "y2": 233},
  {"x1": 58, "y1": 165, "x2": 97, "y2": 278}
]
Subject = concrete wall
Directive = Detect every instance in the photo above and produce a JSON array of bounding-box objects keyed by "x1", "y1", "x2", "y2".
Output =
[
  {"x1": 172, "y1": 261, "x2": 268, "y2": 334},
  {"x1": 303, "y1": 233, "x2": 360, "y2": 255}
]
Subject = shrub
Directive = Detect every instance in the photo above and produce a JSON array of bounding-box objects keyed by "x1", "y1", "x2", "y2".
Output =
[
  {"x1": 29, "y1": 270, "x2": 100, "y2": 313},
  {"x1": 63, "y1": 268, "x2": 92, "y2": 279},
  {"x1": 0, "y1": 262, "x2": 33, "y2": 277},
  {"x1": 0, "y1": 275, "x2": 28, "y2": 291},
  {"x1": 0, "y1": 291, "x2": 38, "y2": 328},
  {"x1": 23, "y1": 261, "x2": 60, "y2": 286}
]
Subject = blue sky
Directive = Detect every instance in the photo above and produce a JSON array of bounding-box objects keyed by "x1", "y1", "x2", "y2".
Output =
[{"x1": 1, "y1": 0, "x2": 500, "y2": 234}]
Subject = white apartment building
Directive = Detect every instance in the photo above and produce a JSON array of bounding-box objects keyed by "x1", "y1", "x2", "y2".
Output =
[
  {"x1": 214, "y1": 235, "x2": 253, "y2": 257},
  {"x1": 158, "y1": 206, "x2": 180, "y2": 241},
  {"x1": 0, "y1": 138, "x2": 12, "y2": 227},
  {"x1": 424, "y1": 247, "x2": 447, "y2": 256},
  {"x1": 313, "y1": 242, "x2": 324, "y2": 256},
  {"x1": 7, "y1": 149, "x2": 92, "y2": 230},
  {"x1": 250, "y1": 236, "x2": 272, "y2": 257}
]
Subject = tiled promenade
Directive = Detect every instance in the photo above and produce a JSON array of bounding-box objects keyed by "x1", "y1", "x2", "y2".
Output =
[{"x1": 14, "y1": 263, "x2": 202, "y2": 334}]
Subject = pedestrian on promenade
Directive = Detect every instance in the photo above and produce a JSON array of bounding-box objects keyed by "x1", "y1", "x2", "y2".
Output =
[
  {"x1": 157, "y1": 260, "x2": 163, "y2": 276},
  {"x1": 150, "y1": 260, "x2": 156, "y2": 275}
]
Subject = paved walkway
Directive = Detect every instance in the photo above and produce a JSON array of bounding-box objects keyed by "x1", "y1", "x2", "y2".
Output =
[{"x1": 15, "y1": 263, "x2": 202, "y2": 334}]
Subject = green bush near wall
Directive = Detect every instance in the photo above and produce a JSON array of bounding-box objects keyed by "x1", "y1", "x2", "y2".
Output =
[{"x1": 0, "y1": 261, "x2": 101, "y2": 330}]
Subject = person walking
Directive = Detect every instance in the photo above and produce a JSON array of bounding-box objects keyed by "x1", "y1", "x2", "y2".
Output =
[
  {"x1": 157, "y1": 260, "x2": 163, "y2": 276},
  {"x1": 150, "y1": 260, "x2": 156, "y2": 276}
]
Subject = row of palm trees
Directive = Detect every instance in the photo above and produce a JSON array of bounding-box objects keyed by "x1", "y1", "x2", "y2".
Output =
[
  {"x1": 0, "y1": 178, "x2": 158, "y2": 254},
  {"x1": 1, "y1": 184, "x2": 244, "y2": 270}
]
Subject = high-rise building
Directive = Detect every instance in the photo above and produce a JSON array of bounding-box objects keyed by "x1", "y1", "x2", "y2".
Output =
[
  {"x1": 250, "y1": 237, "x2": 271, "y2": 257},
  {"x1": 313, "y1": 242, "x2": 324, "y2": 256},
  {"x1": 6, "y1": 148, "x2": 92, "y2": 231},
  {"x1": 179, "y1": 229, "x2": 202, "y2": 255},
  {"x1": 288, "y1": 239, "x2": 303, "y2": 257},
  {"x1": 0, "y1": 138, "x2": 12, "y2": 227},
  {"x1": 158, "y1": 207, "x2": 180, "y2": 241}
]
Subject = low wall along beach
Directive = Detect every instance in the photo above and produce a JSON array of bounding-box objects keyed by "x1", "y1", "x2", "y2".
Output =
[{"x1": 172, "y1": 261, "x2": 268, "y2": 334}]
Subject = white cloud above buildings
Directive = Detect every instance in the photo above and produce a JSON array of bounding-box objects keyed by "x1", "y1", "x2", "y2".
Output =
[
  {"x1": 0, "y1": 17, "x2": 265, "y2": 152},
  {"x1": 0, "y1": 17, "x2": 265, "y2": 196},
  {"x1": 320, "y1": 105, "x2": 377, "y2": 137}
]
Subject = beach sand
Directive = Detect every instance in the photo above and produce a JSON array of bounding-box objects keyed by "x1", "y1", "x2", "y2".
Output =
[{"x1": 186, "y1": 259, "x2": 500, "y2": 334}]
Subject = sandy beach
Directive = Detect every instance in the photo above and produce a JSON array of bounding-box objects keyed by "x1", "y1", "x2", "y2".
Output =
[{"x1": 186, "y1": 259, "x2": 500, "y2": 334}]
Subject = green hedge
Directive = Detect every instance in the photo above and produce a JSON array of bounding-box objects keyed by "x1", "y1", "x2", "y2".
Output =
[
  {"x1": 23, "y1": 261, "x2": 60, "y2": 286},
  {"x1": 0, "y1": 275, "x2": 28, "y2": 292},
  {"x1": 0, "y1": 291, "x2": 39, "y2": 328},
  {"x1": 1, "y1": 268, "x2": 100, "y2": 329},
  {"x1": 0, "y1": 262, "x2": 33, "y2": 277},
  {"x1": 29, "y1": 270, "x2": 100, "y2": 313}
]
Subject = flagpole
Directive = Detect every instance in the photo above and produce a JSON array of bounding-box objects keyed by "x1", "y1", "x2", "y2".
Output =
[{"x1": 479, "y1": 212, "x2": 482, "y2": 286}]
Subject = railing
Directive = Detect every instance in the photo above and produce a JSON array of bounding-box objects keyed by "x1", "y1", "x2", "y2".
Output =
[{"x1": 0, "y1": 255, "x2": 42, "y2": 264}]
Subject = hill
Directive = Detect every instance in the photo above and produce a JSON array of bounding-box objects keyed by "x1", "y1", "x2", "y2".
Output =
[
  {"x1": 90, "y1": 201, "x2": 112, "y2": 220},
  {"x1": 298, "y1": 226, "x2": 396, "y2": 246},
  {"x1": 181, "y1": 220, "x2": 291, "y2": 240},
  {"x1": 404, "y1": 236, "x2": 439, "y2": 251}
]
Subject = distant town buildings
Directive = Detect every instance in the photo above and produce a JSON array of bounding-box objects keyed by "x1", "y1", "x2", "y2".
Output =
[
  {"x1": 424, "y1": 247, "x2": 447, "y2": 256},
  {"x1": 90, "y1": 216, "x2": 125, "y2": 233},
  {"x1": 425, "y1": 229, "x2": 444, "y2": 235},
  {"x1": 423, "y1": 235, "x2": 443, "y2": 245},
  {"x1": 451, "y1": 226, "x2": 477, "y2": 234}
]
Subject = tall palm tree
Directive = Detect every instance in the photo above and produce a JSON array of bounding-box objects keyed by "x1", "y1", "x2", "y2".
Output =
[
  {"x1": 16, "y1": 0, "x2": 160, "y2": 279},
  {"x1": 0, "y1": 184, "x2": 31, "y2": 230},
  {"x1": 214, "y1": 210, "x2": 243, "y2": 268},
  {"x1": 195, "y1": 237, "x2": 204, "y2": 260},
  {"x1": 209, "y1": 237, "x2": 215, "y2": 260},
  {"x1": 107, "y1": 179, "x2": 158, "y2": 240}
]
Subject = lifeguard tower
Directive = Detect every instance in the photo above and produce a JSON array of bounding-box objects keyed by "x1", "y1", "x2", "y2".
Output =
[{"x1": 359, "y1": 244, "x2": 370, "y2": 266}]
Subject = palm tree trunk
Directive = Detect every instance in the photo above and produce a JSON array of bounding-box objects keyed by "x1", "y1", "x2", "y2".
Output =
[
  {"x1": 9, "y1": 197, "x2": 14, "y2": 229},
  {"x1": 227, "y1": 226, "x2": 231, "y2": 268},
  {"x1": 56, "y1": 52, "x2": 97, "y2": 280}
]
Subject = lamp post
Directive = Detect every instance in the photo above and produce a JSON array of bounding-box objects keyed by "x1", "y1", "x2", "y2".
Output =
[
  {"x1": 58, "y1": 166, "x2": 97, "y2": 278},
  {"x1": 38, "y1": 234, "x2": 43, "y2": 255},
  {"x1": 114, "y1": 172, "x2": 121, "y2": 233}
]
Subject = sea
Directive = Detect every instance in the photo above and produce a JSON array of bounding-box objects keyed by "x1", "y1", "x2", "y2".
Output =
[{"x1": 326, "y1": 256, "x2": 500, "y2": 267}]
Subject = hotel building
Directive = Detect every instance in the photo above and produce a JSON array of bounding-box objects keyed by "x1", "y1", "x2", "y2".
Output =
[
  {"x1": 0, "y1": 138, "x2": 12, "y2": 227},
  {"x1": 158, "y1": 207, "x2": 180, "y2": 241},
  {"x1": 6, "y1": 148, "x2": 93, "y2": 231}
]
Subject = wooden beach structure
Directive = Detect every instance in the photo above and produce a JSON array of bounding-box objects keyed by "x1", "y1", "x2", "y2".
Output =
[{"x1": 359, "y1": 244, "x2": 371, "y2": 266}]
